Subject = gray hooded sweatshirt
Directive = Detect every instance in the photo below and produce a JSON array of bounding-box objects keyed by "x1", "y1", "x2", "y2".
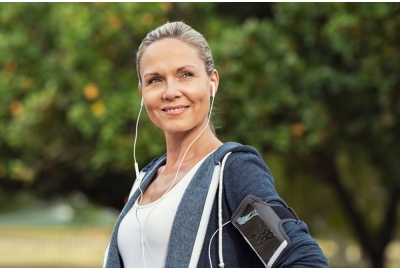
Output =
[{"x1": 104, "y1": 142, "x2": 328, "y2": 268}]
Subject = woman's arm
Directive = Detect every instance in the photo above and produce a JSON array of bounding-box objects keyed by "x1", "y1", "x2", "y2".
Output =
[{"x1": 222, "y1": 150, "x2": 329, "y2": 267}]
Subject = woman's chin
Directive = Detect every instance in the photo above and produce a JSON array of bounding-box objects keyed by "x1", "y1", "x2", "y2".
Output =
[{"x1": 161, "y1": 124, "x2": 205, "y2": 136}]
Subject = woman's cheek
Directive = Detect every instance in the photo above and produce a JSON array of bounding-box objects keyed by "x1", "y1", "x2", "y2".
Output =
[
  {"x1": 143, "y1": 102, "x2": 162, "y2": 127},
  {"x1": 145, "y1": 109, "x2": 161, "y2": 129},
  {"x1": 142, "y1": 90, "x2": 159, "y2": 110}
]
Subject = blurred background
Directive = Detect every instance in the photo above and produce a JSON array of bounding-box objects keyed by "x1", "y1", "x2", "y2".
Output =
[{"x1": 0, "y1": 2, "x2": 399, "y2": 267}]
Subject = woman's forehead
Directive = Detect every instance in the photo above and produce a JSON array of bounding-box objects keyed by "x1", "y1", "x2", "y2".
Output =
[{"x1": 140, "y1": 38, "x2": 204, "y2": 73}]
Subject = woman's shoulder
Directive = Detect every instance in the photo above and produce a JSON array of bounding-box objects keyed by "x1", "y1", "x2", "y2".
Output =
[
  {"x1": 217, "y1": 142, "x2": 279, "y2": 206},
  {"x1": 214, "y1": 142, "x2": 270, "y2": 176},
  {"x1": 213, "y1": 142, "x2": 263, "y2": 165}
]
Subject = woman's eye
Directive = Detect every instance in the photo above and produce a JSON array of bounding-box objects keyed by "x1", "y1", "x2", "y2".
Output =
[
  {"x1": 148, "y1": 78, "x2": 162, "y2": 84},
  {"x1": 182, "y1": 72, "x2": 193, "y2": 78}
]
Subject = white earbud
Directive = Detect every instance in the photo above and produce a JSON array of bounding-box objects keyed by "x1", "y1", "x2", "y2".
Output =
[{"x1": 211, "y1": 82, "x2": 216, "y2": 97}]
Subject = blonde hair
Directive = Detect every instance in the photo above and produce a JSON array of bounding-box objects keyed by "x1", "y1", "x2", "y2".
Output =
[{"x1": 136, "y1": 21, "x2": 214, "y2": 85}]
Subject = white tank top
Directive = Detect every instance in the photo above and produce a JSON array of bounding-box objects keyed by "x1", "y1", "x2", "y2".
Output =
[{"x1": 117, "y1": 155, "x2": 210, "y2": 268}]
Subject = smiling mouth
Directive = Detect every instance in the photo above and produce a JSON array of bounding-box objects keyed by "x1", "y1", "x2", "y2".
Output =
[{"x1": 163, "y1": 106, "x2": 189, "y2": 113}]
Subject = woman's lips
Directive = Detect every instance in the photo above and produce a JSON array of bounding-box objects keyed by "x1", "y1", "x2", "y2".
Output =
[{"x1": 162, "y1": 106, "x2": 189, "y2": 115}]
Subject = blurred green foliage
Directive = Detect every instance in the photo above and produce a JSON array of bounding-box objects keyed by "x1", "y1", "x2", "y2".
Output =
[{"x1": 0, "y1": 2, "x2": 399, "y2": 267}]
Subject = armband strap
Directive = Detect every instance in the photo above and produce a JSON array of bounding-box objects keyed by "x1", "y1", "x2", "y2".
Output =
[{"x1": 231, "y1": 195, "x2": 298, "y2": 267}]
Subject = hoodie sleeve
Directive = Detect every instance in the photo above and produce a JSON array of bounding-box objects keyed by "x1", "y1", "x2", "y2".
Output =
[{"x1": 222, "y1": 150, "x2": 329, "y2": 268}]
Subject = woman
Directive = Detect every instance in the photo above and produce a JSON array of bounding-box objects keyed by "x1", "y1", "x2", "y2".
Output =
[{"x1": 104, "y1": 21, "x2": 328, "y2": 268}]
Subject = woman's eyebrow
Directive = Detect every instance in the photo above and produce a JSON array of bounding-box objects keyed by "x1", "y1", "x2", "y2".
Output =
[
  {"x1": 143, "y1": 65, "x2": 198, "y2": 78},
  {"x1": 176, "y1": 65, "x2": 198, "y2": 72},
  {"x1": 143, "y1": 72, "x2": 160, "y2": 79}
]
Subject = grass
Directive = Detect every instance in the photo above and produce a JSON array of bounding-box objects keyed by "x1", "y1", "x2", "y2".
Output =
[
  {"x1": 1, "y1": 225, "x2": 399, "y2": 267},
  {"x1": 0, "y1": 225, "x2": 113, "y2": 267}
]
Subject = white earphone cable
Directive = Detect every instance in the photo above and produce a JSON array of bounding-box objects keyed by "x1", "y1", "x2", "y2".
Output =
[
  {"x1": 133, "y1": 97, "x2": 145, "y2": 266},
  {"x1": 208, "y1": 221, "x2": 231, "y2": 268},
  {"x1": 133, "y1": 98, "x2": 144, "y2": 179}
]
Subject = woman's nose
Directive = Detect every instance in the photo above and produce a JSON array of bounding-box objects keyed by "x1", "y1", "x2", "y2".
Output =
[{"x1": 163, "y1": 81, "x2": 182, "y2": 100}]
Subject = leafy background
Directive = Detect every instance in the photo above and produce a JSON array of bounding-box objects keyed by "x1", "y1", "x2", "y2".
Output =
[{"x1": 0, "y1": 2, "x2": 399, "y2": 267}]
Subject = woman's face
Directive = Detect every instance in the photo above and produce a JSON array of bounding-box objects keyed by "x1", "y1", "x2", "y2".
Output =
[{"x1": 139, "y1": 38, "x2": 218, "y2": 135}]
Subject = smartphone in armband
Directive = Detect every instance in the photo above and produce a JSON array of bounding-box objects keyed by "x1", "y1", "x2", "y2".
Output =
[{"x1": 231, "y1": 195, "x2": 297, "y2": 267}]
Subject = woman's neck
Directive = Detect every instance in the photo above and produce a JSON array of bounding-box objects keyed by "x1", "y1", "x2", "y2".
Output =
[{"x1": 163, "y1": 127, "x2": 222, "y2": 174}]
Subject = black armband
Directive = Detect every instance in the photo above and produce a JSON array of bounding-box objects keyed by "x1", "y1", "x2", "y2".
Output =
[{"x1": 231, "y1": 195, "x2": 298, "y2": 267}]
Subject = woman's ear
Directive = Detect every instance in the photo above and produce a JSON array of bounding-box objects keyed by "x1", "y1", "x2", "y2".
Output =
[
  {"x1": 138, "y1": 83, "x2": 144, "y2": 106},
  {"x1": 210, "y1": 69, "x2": 219, "y2": 96},
  {"x1": 138, "y1": 83, "x2": 143, "y2": 94}
]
